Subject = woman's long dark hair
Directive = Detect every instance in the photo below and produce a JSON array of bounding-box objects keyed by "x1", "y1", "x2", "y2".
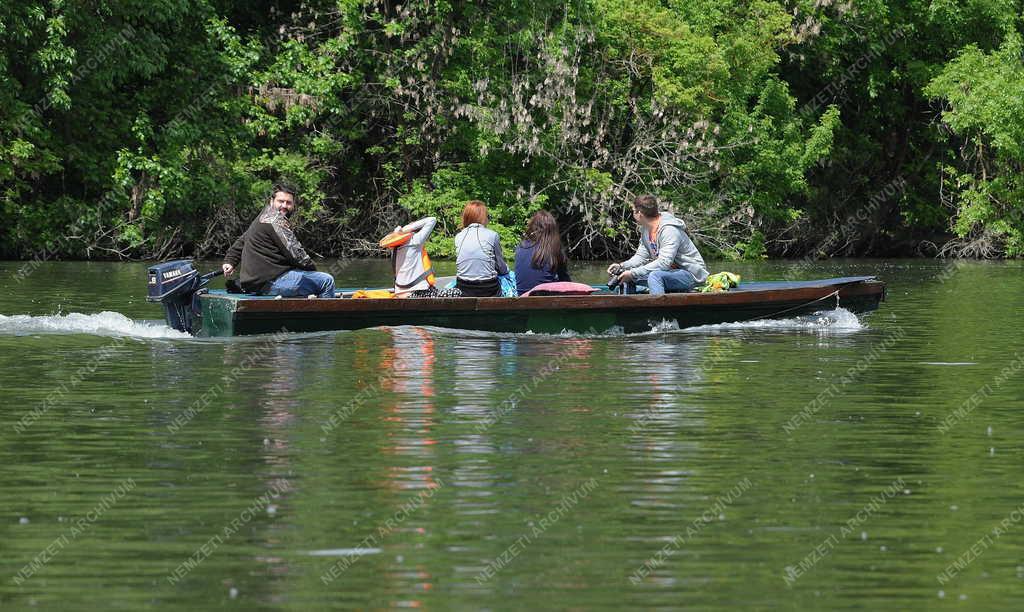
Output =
[{"x1": 524, "y1": 210, "x2": 567, "y2": 271}]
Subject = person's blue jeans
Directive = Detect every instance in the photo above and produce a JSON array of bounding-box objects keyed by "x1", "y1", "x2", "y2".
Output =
[
  {"x1": 629, "y1": 269, "x2": 699, "y2": 295},
  {"x1": 267, "y1": 270, "x2": 336, "y2": 298}
]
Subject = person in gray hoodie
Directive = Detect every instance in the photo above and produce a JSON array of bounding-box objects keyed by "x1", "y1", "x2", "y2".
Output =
[{"x1": 607, "y1": 195, "x2": 709, "y2": 295}]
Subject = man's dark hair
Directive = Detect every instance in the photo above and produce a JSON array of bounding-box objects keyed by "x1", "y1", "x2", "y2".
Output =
[
  {"x1": 270, "y1": 182, "x2": 299, "y2": 204},
  {"x1": 633, "y1": 194, "x2": 660, "y2": 219}
]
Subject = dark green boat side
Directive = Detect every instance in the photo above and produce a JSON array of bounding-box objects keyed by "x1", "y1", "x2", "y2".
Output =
[{"x1": 193, "y1": 276, "x2": 885, "y2": 337}]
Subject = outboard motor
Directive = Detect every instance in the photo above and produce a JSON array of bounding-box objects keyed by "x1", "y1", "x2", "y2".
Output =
[{"x1": 147, "y1": 260, "x2": 222, "y2": 333}]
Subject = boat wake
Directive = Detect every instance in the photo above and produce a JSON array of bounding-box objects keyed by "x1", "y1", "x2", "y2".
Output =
[
  {"x1": 679, "y1": 307, "x2": 864, "y2": 334},
  {"x1": 0, "y1": 311, "x2": 190, "y2": 339},
  {"x1": 416, "y1": 307, "x2": 864, "y2": 340},
  {"x1": 0, "y1": 307, "x2": 864, "y2": 341},
  {"x1": 569, "y1": 309, "x2": 864, "y2": 337},
  {"x1": 562, "y1": 307, "x2": 864, "y2": 337}
]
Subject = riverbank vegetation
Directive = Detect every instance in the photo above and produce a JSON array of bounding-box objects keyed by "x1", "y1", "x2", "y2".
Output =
[{"x1": 2, "y1": 1, "x2": 1022, "y2": 260}]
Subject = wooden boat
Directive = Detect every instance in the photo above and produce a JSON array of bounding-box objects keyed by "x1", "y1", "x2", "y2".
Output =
[{"x1": 146, "y1": 262, "x2": 885, "y2": 337}]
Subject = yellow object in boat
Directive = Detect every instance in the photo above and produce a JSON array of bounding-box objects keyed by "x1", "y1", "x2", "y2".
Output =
[
  {"x1": 351, "y1": 289, "x2": 396, "y2": 299},
  {"x1": 699, "y1": 272, "x2": 741, "y2": 293}
]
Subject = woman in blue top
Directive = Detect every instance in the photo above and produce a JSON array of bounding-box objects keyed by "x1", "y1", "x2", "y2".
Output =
[{"x1": 514, "y1": 210, "x2": 571, "y2": 294}]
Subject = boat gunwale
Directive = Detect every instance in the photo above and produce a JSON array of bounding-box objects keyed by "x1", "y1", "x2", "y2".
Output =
[{"x1": 205, "y1": 279, "x2": 884, "y2": 315}]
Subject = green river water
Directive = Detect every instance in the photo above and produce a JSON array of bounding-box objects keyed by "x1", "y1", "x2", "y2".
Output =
[{"x1": 1, "y1": 259, "x2": 1022, "y2": 610}]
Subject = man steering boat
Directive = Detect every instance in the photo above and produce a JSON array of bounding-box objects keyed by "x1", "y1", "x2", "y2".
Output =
[{"x1": 222, "y1": 183, "x2": 336, "y2": 298}]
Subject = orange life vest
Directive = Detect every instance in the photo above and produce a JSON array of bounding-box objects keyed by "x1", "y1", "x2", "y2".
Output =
[
  {"x1": 392, "y1": 245, "x2": 435, "y2": 291},
  {"x1": 380, "y1": 231, "x2": 414, "y2": 249},
  {"x1": 421, "y1": 250, "x2": 436, "y2": 286}
]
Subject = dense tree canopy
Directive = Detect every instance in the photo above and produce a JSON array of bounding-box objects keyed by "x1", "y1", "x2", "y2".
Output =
[{"x1": 2, "y1": 0, "x2": 1022, "y2": 260}]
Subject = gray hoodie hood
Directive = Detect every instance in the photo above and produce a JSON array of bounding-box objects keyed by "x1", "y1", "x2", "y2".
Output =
[{"x1": 656, "y1": 212, "x2": 687, "y2": 233}]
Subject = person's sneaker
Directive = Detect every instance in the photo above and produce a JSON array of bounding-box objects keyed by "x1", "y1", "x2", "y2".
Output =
[{"x1": 307, "y1": 294, "x2": 317, "y2": 299}]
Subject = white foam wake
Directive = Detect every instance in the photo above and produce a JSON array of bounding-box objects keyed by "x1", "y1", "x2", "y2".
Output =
[
  {"x1": 406, "y1": 308, "x2": 864, "y2": 339},
  {"x1": 681, "y1": 308, "x2": 864, "y2": 334},
  {"x1": 0, "y1": 311, "x2": 189, "y2": 339}
]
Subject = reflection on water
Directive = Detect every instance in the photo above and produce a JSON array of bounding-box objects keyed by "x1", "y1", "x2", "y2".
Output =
[{"x1": 1, "y1": 259, "x2": 1023, "y2": 609}]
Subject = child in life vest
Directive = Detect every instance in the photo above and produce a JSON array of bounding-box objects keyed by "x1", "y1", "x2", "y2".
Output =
[{"x1": 383, "y1": 217, "x2": 438, "y2": 298}]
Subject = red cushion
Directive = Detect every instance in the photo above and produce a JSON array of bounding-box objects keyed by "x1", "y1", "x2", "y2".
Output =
[{"x1": 522, "y1": 282, "x2": 599, "y2": 296}]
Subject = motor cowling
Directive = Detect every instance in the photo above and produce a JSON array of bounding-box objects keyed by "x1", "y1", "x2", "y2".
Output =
[{"x1": 147, "y1": 260, "x2": 205, "y2": 333}]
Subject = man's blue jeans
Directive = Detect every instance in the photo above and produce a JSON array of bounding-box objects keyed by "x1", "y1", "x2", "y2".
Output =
[
  {"x1": 268, "y1": 270, "x2": 336, "y2": 298},
  {"x1": 629, "y1": 269, "x2": 699, "y2": 295}
]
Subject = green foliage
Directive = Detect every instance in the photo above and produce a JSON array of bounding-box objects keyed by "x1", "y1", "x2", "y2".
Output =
[
  {"x1": 399, "y1": 166, "x2": 545, "y2": 257},
  {"x1": 925, "y1": 33, "x2": 1024, "y2": 256},
  {"x1": 2, "y1": 0, "x2": 1024, "y2": 260},
  {"x1": 735, "y1": 230, "x2": 768, "y2": 260}
]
